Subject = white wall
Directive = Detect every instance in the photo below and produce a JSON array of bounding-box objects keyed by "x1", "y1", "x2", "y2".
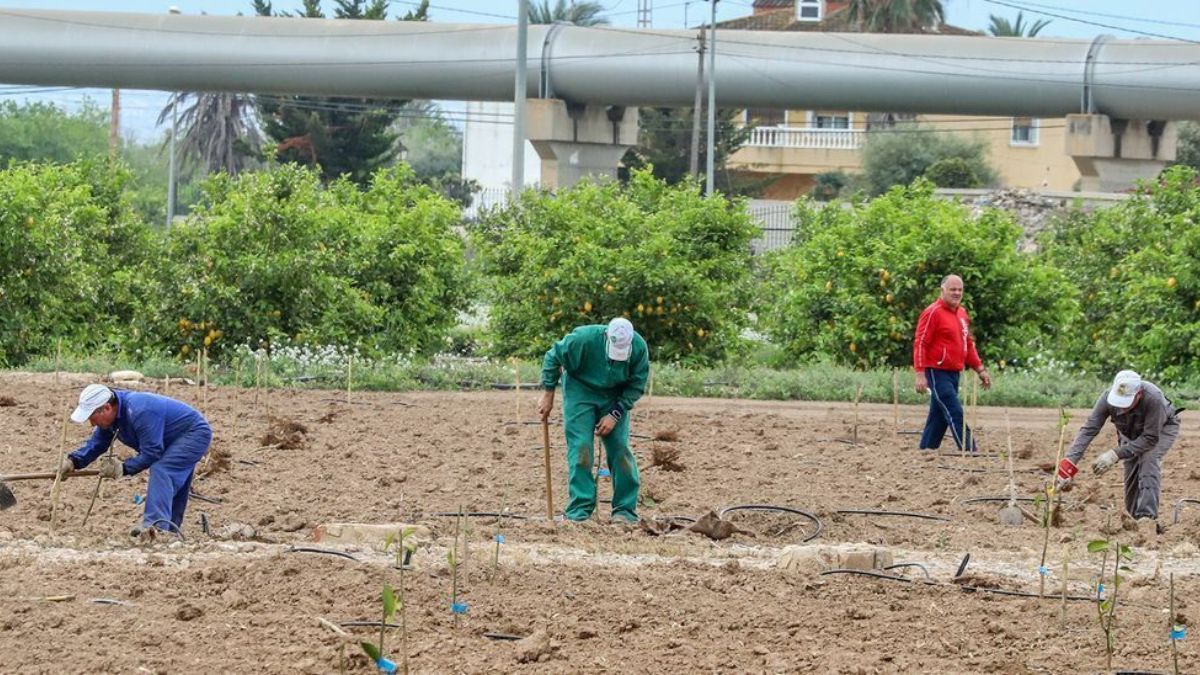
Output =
[{"x1": 462, "y1": 100, "x2": 541, "y2": 193}]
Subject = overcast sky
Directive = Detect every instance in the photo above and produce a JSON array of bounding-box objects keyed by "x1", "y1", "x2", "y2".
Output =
[{"x1": 1, "y1": 0, "x2": 1197, "y2": 141}]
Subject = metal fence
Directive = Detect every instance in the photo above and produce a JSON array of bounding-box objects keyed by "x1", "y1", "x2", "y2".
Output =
[{"x1": 746, "y1": 199, "x2": 798, "y2": 254}]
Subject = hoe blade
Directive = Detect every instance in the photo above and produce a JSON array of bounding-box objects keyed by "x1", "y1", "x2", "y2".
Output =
[{"x1": 0, "y1": 481, "x2": 15, "y2": 511}]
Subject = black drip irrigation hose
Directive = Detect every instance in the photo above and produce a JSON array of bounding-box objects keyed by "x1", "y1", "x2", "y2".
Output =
[
  {"x1": 820, "y1": 568, "x2": 1098, "y2": 602},
  {"x1": 189, "y1": 492, "x2": 223, "y2": 504},
  {"x1": 883, "y1": 562, "x2": 933, "y2": 581},
  {"x1": 834, "y1": 509, "x2": 951, "y2": 522},
  {"x1": 427, "y1": 512, "x2": 529, "y2": 520},
  {"x1": 717, "y1": 504, "x2": 823, "y2": 542},
  {"x1": 936, "y1": 464, "x2": 1045, "y2": 474},
  {"x1": 341, "y1": 620, "x2": 402, "y2": 629},
  {"x1": 484, "y1": 632, "x2": 527, "y2": 641},
  {"x1": 1173, "y1": 497, "x2": 1200, "y2": 524},
  {"x1": 936, "y1": 452, "x2": 1004, "y2": 459},
  {"x1": 489, "y1": 383, "x2": 543, "y2": 391},
  {"x1": 960, "y1": 496, "x2": 1037, "y2": 506},
  {"x1": 287, "y1": 546, "x2": 360, "y2": 562}
]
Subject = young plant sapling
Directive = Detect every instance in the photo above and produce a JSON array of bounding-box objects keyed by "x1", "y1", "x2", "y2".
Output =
[{"x1": 1089, "y1": 538, "x2": 1134, "y2": 673}]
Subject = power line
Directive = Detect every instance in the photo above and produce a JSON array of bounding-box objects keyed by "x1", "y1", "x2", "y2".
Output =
[
  {"x1": 983, "y1": 0, "x2": 1200, "y2": 44},
  {"x1": 998, "y1": 0, "x2": 1200, "y2": 30}
]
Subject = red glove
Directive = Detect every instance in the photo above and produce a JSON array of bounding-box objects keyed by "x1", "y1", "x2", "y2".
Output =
[{"x1": 1055, "y1": 457, "x2": 1078, "y2": 490}]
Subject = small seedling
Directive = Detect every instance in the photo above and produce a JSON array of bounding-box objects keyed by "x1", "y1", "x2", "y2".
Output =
[
  {"x1": 1038, "y1": 408, "x2": 1071, "y2": 597},
  {"x1": 1170, "y1": 572, "x2": 1183, "y2": 675},
  {"x1": 1088, "y1": 537, "x2": 1135, "y2": 673},
  {"x1": 491, "y1": 502, "x2": 506, "y2": 583},
  {"x1": 359, "y1": 584, "x2": 399, "y2": 674},
  {"x1": 450, "y1": 506, "x2": 464, "y2": 628}
]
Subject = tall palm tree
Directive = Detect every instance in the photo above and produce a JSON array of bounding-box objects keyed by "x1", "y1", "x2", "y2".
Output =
[
  {"x1": 158, "y1": 92, "x2": 263, "y2": 176},
  {"x1": 837, "y1": 0, "x2": 945, "y2": 33},
  {"x1": 527, "y1": 0, "x2": 609, "y2": 26},
  {"x1": 988, "y1": 11, "x2": 1051, "y2": 37}
]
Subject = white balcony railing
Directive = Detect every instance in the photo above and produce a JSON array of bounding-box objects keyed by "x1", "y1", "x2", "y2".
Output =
[{"x1": 746, "y1": 126, "x2": 865, "y2": 150}]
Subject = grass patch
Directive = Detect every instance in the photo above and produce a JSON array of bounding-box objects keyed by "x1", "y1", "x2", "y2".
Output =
[{"x1": 14, "y1": 349, "x2": 1200, "y2": 410}]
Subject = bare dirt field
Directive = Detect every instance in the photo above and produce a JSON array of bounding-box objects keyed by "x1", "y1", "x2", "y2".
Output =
[{"x1": 1, "y1": 371, "x2": 1197, "y2": 673}]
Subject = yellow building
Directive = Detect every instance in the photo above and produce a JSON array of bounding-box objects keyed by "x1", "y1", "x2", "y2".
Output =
[{"x1": 721, "y1": 1, "x2": 1083, "y2": 199}]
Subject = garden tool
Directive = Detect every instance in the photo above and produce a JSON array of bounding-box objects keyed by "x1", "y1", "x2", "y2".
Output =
[
  {"x1": 998, "y1": 410, "x2": 1024, "y2": 526},
  {"x1": 0, "y1": 470, "x2": 99, "y2": 510},
  {"x1": 541, "y1": 419, "x2": 554, "y2": 519}
]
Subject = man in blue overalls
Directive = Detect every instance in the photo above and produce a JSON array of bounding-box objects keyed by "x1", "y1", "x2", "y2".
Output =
[{"x1": 58, "y1": 384, "x2": 212, "y2": 540}]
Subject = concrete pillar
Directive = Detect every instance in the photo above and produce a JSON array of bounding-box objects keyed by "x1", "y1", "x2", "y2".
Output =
[
  {"x1": 525, "y1": 99, "x2": 639, "y2": 190},
  {"x1": 1066, "y1": 114, "x2": 1178, "y2": 192}
]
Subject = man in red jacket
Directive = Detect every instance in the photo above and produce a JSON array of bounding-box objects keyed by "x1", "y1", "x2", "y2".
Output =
[{"x1": 913, "y1": 274, "x2": 991, "y2": 452}]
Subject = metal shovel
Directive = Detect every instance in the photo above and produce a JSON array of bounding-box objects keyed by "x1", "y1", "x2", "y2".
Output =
[{"x1": 0, "y1": 470, "x2": 99, "y2": 510}]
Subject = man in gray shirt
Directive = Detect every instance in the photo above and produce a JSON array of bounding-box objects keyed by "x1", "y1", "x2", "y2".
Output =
[{"x1": 1059, "y1": 370, "x2": 1181, "y2": 532}]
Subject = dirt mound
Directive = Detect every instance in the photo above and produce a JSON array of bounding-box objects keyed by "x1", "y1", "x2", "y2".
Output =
[
  {"x1": 198, "y1": 445, "x2": 232, "y2": 477},
  {"x1": 651, "y1": 444, "x2": 684, "y2": 471},
  {"x1": 0, "y1": 395, "x2": 15, "y2": 406},
  {"x1": 261, "y1": 416, "x2": 308, "y2": 449}
]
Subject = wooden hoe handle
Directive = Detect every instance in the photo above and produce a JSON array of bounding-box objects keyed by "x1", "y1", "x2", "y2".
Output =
[
  {"x1": 1, "y1": 470, "x2": 100, "y2": 482},
  {"x1": 541, "y1": 419, "x2": 555, "y2": 520}
]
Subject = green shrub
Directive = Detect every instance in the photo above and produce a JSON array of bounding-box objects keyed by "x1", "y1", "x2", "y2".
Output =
[
  {"x1": 860, "y1": 125, "x2": 997, "y2": 195},
  {"x1": 469, "y1": 169, "x2": 759, "y2": 363},
  {"x1": 809, "y1": 171, "x2": 850, "y2": 201},
  {"x1": 758, "y1": 179, "x2": 1075, "y2": 369},
  {"x1": 0, "y1": 160, "x2": 153, "y2": 365},
  {"x1": 923, "y1": 157, "x2": 982, "y2": 188},
  {"x1": 1039, "y1": 166, "x2": 1200, "y2": 381},
  {"x1": 139, "y1": 164, "x2": 471, "y2": 359}
]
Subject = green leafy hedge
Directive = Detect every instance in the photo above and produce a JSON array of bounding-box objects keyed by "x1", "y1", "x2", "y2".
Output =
[
  {"x1": 1040, "y1": 166, "x2": 1200, "y2": 381},
  {"x1": 758, "y1": 179, "x2": 1074, "y2": 369},
  {"x1": 137, "y1": 164, "x2": 471, "y2": 359},
  {"x1": 0, "y1": 160, "x2": 153, "y2": 365},
  {"x1": 469, "y1": 169, "x2": 759, "y2": 363}
]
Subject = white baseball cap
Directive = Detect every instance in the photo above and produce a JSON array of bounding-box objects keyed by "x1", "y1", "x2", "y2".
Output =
[
  {"x1": 606, "y1": 317, "x2": 635, "y2": 362},
  {"x1": 1106, "y1": 370, "x2": 1142, "y2": 408},
  {"x1": 71, "y1": 384, "x2": 114, "y2": 423}
]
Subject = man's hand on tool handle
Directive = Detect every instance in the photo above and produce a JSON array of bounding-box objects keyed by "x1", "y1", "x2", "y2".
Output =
[
  {"x1": 57, "y1": 456, "x2": 76, "y2": 481},
  {"x1": 595, "y1": 414, "x2": 617, "y2": 437},
  {"x1": 97, "y1": 455, "x2": 123, "y2": 480},
  {"x1": 537, "y1": 390, "x2": 554, "y2": 422}
]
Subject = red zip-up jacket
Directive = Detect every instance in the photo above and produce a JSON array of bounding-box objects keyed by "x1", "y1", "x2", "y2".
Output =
[{"x1": 912, "y1": 299, "x2": 982, "y2": 373}]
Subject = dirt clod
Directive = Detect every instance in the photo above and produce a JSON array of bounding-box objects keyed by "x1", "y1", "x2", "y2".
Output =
[
  {"x1": 689, "y1": 511, "x2": 753, "y2": 541},
  {"x1": 175, "y1": 604, "x2": 203, "y2": 621},
  {"x1": 261, "y1": 417, "x2": 308, "y2": 450},
  {"x1": 0, "y1": 396, "x2": 16, "y2": 407},
  {"x1": 514, "y1": 629, "x2": 553, "y2": 663}
]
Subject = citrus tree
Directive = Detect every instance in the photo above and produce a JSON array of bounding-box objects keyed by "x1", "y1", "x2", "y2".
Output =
[
  {"x1": 469, "y1": 169, "x2": 759, "y2": 364},
  {"x1": 758, "y1": 179, "x2": 1074, "y2": 369},
  {"x1": 0, "y1": 159, "x2": 153, "y2": 365},
  {"x1": 140, "y1": 164, "x2": 471, "y2": 358},
  {"x1": 1040, "y1": 166, "x2": 1200, "y2": 381}
]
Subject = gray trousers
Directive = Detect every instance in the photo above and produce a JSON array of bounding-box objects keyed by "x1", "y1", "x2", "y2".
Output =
[{"x1": 1121, "y1": 421, "x2": 1180, "y2": 520}]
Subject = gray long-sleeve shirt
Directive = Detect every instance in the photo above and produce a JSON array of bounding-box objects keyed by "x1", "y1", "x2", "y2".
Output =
[{"x1": 1066, "y1": 382, "x2": 1181, "y2": 464}]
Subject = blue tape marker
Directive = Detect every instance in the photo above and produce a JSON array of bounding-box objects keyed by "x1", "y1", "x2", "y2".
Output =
[
  {"x1": 1171, "y1": 626, "x2": 1187, "y2": 641},
  {"x1": 598, "y1": 468, "x2": 610, "y2": 477},
  {"x1": 376, "y1": 657, "x2": 397, "y2": 673},
  {"x1": 1096, "y1": 583, "x2": 1106, "y2": 599},
  {"x1": 1038, "y1": 565, "x2": 1049, "y2": 576},
  {"x1": 132, "y1": 494, "x2": 143, "y2": 505},
  {"x1": 494, "y1": 534, "x2": 506, "y2": 544},
  {"x1": 451, "y1": 601, "x2": 468, "y2": 615}
]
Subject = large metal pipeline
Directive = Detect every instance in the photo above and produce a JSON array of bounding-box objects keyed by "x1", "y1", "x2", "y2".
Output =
[{"x1": 0, "y1": 8, "x2": 1197, "y2": 119}]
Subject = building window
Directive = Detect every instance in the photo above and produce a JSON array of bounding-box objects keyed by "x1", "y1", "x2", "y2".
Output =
[
  {"x1": 745, "y1": 108, "x2": 786, "y2": 127},
  {"x1": 1011, "y1": 117, "x2": 1039, "y2": 145},
  {"x1": 811, "y1": 110, "x2": 850, "y2": 129},
  {"x1": 796, "y1": 0, "x2": 822, "y2": 21}
]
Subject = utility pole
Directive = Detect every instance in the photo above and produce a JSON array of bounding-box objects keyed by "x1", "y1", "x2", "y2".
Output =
[
  {"x1": 166, "y1": 6, "x2": 181, "y2": 228},
  {"x1": 637, "y1": 0, "x2": 651, "y2": 28},
  {"x1": 511, "y1": 0, "x2": 528, "y2": 201},
  {"x1": 705, "y1": 0, "x2": 718, "y2": 196},
  {"x1": 689, "y1": 28, "x2": 704, "y2": 178},
  {"x1": 108, "y1": 89, "x2": 120, "y2": 158}
]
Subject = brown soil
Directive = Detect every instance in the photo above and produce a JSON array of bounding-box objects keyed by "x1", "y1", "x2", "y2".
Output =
[{"x1": 1, "y1": 371, "x2": 1198, "y2": 673}]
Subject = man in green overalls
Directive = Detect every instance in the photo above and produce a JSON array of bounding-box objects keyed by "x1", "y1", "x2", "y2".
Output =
[{"x1": 537, "y1": 317, "x2": 650, "y2": 523}]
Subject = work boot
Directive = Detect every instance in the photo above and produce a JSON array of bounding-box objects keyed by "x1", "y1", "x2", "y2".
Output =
[
  {"x1": 129, "y1": 526, "x2": 158, "y2": 543},
  {"x1": 1136, "y1": 517, "x2": 1158, "y2": 541}
]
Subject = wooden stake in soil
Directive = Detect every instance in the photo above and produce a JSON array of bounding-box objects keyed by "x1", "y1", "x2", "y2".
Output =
[
  {"x1": 253, "y1": 353, "x2": 262, "y2": 411},
  {"x1": 201, "y1": 347, "x2": 209, "y2": 411},
  {"x1": 970, "y1": 372, "x2": 979, "y2": 451},
  {"x1": 892, "y1": 367, "x2": 899, "y2": 434},
  {"x1": 346, "y1": 354, "x2": 353, "y2": 405},
  {"x1": 54, "y1": 338, "x2": 62, "y2": 386},
  {"x1": 1060, "y1": 552, "x2": 1070, "y2": 626},
  {"x1": 1039, "y1": 409, "x2": 1070, "y2": 597},
  {"x1": 541, "y1": 419, "x2": 555, "y2": 520},
  {"x1": 48, "y1": 413, "x2": 70, "y2": 532},
  {"x1": 513, "y1": 357, "x2": 520, "y2": 422},
  {"x1": 852, "y1": 384, "x2": 863, "y2": 444},
  {"x1": 1170, "y1": 572, "x2": 1181, "y2": 675}
]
